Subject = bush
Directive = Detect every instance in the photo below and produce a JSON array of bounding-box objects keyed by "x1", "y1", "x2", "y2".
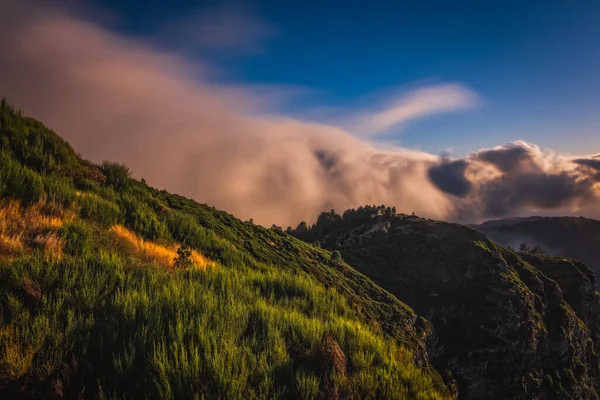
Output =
[
  {"x1": 165, "y1": 211, "x2": 204, "y2": 248},
  {"x1": 123, "y1": 195, "x2": 168, "y2": 241},
  {"x1": 44, "y1": 176, "x2": 77, "y2": 208},
  {"x1": 0, "y1": 153, "x2": 45, "y2": 205},
  {"x1": 59, "y1": 221, "x2": 93, "y2": 258},
  {"x1": 331, "y1": 250, "x2": 342, "y2": 263},
  {"x1": 101, "y1": 161, "x2": 131, "y2": 190},
  {"x1": 78, "y1": 195, "x2": 124, "y2": 227},
  {"x1": 173, "y1": 244, "x2": 193, "y2": 269}
]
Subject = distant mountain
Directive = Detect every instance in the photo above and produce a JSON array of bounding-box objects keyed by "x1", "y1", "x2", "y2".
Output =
[
  {"x1": 474, "y1": 216, "x2": 600, "y2": 276},
  {"x1": 291, "y1": 206, "x2": 600, "y2": 399}
]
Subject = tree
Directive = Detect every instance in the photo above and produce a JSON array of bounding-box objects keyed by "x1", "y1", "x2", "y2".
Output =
[
  {"x1": 530, "y1": 244, "x2": 546, "y2": 255},
  {"x1": 174, "y1": 244, "x2": 193, "y2": 269},
  {"x1": 295, "y1": 221, "x2": 308, "y2": 234},
  {"x1": 519, "y1": 242, "x2": 546, "y2": 255}
]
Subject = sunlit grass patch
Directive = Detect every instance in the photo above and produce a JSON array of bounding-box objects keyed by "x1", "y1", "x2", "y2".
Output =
[
  {"x1": 109, "y1": 225, "x2": 211, "y2": 270},
  {"x1": 0, "y1": 200, "x2": 72, "y2": 237},
  {"x1": 32, "y1": 232, "x2": 63, "y2": 260},
  {"x1": 0, "y1": 233, "x2": 23, "y2": 256}
]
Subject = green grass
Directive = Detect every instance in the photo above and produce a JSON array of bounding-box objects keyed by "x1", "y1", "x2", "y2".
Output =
[{"x1": 0, "y1": 248, "x2": 446, "y2": 399}]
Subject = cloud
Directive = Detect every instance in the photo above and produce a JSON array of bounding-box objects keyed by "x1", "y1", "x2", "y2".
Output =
[
  {"x1": 428, "y1": 159, "x2": 472, "y2": 197},
  {"x1": 348, "y1": 84, "x2": 479, "y2": 136},
  {"x1": 428, "y1": 142, "x2": 600, "y2": 220},
  {"x1": 1, "y1": 0, "x2": 599, "y2": 226}
]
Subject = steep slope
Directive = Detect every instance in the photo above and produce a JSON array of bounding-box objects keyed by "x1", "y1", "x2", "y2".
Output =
[
  {"x1": 475, "y1": 216, "x2": 600, "y2": 277},
  {"x1": 293, "y1": 206, "x2": 600, "y2": 399},
  {"x1": 0, "y1": 102, "x2": 449, "y2": 399}
]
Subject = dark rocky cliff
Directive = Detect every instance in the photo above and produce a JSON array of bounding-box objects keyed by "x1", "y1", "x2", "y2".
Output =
[{"x1": 293, "y1": 210, "x2": 600, "y2": 399}]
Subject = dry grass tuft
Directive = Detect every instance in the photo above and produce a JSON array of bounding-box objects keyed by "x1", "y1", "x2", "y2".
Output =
[
  {"x1": 109, "y1": 225, "x2": 211, "y2": 270},
  {"x1": 0, "y1": 200, "x2": 72, "y2": 236},
  {"x1": 0, "y1": 200, "x2": 70, "y2": 259},
  {"x1": 0, "y1": 233, "x2": 23, "y2": 256},
  {"x1": 32, "y1": 232, "x2": 64, "y2": 260}
]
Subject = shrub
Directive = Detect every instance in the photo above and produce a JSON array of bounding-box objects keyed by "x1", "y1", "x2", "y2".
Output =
[
  {"x1": 331, "y1": 250, "x2": 342, "y2": 263},
  {"x1": 101, "y1": 161, "x2": 131, "y2": 190},
  {"x1": 44, "y1": 176, "x2": 77, "y2": 208},
  {"x1": 59, "y1": 221, "x2": 93, "y2": 258},
  {"x1": 0, "y1": 153, "x2": 44, "y2": 205},
  {"x1": 78, "y1": 194, "x2": 123, "y2": 227},
  {"x1": 173, "y1": 244, "x2": 193, "y2": 269},
  {"x1": 123, "y1": 195, "x2": 168, "y2": 241}
]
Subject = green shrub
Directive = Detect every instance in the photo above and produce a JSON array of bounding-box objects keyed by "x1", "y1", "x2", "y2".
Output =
[
  {"x1": 173, "y1": 244, "x2": 193, "y2": 269},
  {"x1": 78, "y1": 194, "x2": 123, "y2": 227},
  {"x1": 331, "y1": 250, "x2": 342, "y2": 263},
  {"x1": 59, "y1": 221, "x2": 93, "y2": 258},
  {"x1": 123, "y1": 195, "x2": 168, "y2": 240},
  {"x1": 101, "y1": 161, "x2": 131, "y2": 190},
  {"x1": 0, "y1": 152, "x2": 44, "y2": 205},
  {"x1": 165, "y1": 211, "x2": 205, "y2": 247},
  {"x1": 44, "y1": 176, "x2": 77, "y2": 208}
]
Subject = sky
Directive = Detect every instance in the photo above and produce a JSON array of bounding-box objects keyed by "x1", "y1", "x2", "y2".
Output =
[
  {"x1": 1, "y1": 0, "x2": 600, "y2": 226},
  {"x1": 85, "y1": 0, "x2": 600, "y2": 155}
]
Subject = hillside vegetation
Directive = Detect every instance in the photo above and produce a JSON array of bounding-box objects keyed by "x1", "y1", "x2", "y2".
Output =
[{"x1": 0, "y1": 101, "x2": 450, "y2": 399}]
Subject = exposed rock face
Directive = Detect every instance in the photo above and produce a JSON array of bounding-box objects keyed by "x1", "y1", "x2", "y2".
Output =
[{"x1": 299, "y1": 214, "x2": 600, "y2": 399}]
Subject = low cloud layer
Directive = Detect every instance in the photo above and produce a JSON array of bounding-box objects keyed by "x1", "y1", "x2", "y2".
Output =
[{"x1": 1, "y1": 1, "x2": 599, "y2": 226}]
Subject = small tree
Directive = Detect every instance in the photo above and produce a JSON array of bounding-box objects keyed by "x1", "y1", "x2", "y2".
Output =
[
  {"x1": 530, "y1": 244, "x2": 546, "y2": 255},
  {"x1": 174, "y1": 244, "x2": 193, "y2": 269},
  {"x1": 519, "y1": 243, "x2": 530, "y2": 253}
]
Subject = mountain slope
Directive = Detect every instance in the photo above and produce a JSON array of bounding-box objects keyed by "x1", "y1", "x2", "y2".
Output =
[
  {"x1": 475, "y1": 216, "x2": 600, "y2": 277},
  {"x1": 292, "y1": 206, "x2": 600, "y2": 399},
  {"x1": 0, "y1": 101, "x2": 449, "y2": 399}
]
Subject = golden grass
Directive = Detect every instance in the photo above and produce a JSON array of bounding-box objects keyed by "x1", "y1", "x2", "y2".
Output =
[
  {"x1": 109, "y1": 225, "x2": 211, "y2": 270},
  {"x1": 0, "y1": 200, "x2": 71, "y2": 235},
  {"x1": 0, "y1": 328, "x2": 36, "y2": 381},
  {"x1": 0, "y1": 200, "x2": 72, "y2": 259},
  {"x1": 0, "y1": 233, "x2": 23, "y2": 256},
  {"x1": 32, "y1": 232, "x2": 64, "y2": 260}
]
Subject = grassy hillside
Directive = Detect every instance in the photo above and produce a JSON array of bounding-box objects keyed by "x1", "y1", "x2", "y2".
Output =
[
  {"x1": 292, "y1": 206, "x2": 600, "y2": 399},
  {"x1": 0, "y1": 101, "x2": 450, "y2": 399}
]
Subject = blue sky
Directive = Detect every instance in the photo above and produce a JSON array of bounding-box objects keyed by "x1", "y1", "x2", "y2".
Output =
[{"x1": 81, "y1": 0, "x2": 600, "y2": 155}]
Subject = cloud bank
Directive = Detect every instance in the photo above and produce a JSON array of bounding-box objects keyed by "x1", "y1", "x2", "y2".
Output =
[{"x1": 1, "y1": 1, "x2": 599, "y2": 226}]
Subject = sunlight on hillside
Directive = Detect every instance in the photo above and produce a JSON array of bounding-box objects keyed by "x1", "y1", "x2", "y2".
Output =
[
  {"x1": 0, "y1": 201, "x2": 70, "y2": 258},
  {"x1": 109, "y1": 224, "x2": 211, "y2": 270}
]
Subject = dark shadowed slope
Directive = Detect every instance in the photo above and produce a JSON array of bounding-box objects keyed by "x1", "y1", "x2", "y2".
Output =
[
  {"x1": 475, "y1": 216, "x2": 600, "y2": 276},
  {"x1": 292, "y1": 206, "x2": 600, "y2": 399}
]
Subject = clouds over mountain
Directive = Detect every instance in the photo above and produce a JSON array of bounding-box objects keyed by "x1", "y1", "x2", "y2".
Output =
[
  {"x1": 1, "y1": 0, "x2": 599, "y2": 226},
  {"x1": 429, "y1": 142, "x2": 600, "y2": 219}
]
